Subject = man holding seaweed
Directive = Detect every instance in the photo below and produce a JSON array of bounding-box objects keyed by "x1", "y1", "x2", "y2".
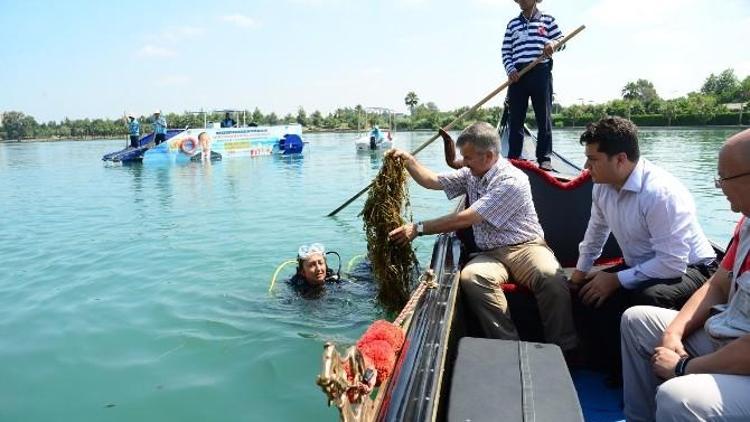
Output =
[{"x1": 388, "y1": 122, "x2": 577, "y2": 353}]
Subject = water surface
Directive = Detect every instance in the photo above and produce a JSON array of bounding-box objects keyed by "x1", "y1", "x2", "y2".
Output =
[{"x1": 0, "y1": 128, "x2": 740, "y2": 421}]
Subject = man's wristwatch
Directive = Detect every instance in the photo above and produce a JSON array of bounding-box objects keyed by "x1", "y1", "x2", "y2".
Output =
[
  {"x1": 416, "y1": 221, "x2": 424, "y2": 236},
  {"x1": 674, "y1": 356, "x2": 693, "y2": 377}
]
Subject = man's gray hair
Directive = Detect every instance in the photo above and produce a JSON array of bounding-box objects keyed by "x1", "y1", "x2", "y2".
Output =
[{"x1": 456, "y1": 122, "x2": 500, "y2": 154}]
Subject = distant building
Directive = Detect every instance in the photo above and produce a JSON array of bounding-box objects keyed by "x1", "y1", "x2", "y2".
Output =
[{"x1": 725, "y1": 103, "x2": 745, "y2": 112}]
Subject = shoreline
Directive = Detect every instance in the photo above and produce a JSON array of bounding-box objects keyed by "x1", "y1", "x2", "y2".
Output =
[{"x1": 1, "y1": 125, "x2": 746, "y2": 144}]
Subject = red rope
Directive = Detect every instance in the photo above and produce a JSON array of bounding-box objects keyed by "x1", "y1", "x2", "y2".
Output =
[
  {"x1": 509, "y1": 159, "x2": 591, "y2": 190},
  {"x1": 394, "y1": 271, "x2": 436, "y2": 326}
]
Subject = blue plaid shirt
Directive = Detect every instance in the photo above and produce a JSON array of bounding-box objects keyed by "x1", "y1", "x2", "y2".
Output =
[
  {"x1": 152, "y1": 116, "x2": 167, "y2": 135},
  {"x1": 438, "y1": 159, "x2": 544, "y2": 250},
  {"x1": 128, "y1": 119, "x2": 140, "y2": 136}
]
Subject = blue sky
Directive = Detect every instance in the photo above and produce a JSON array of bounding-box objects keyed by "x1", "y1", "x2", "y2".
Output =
[{"x1": 1, "y1": 0, "x2": 748, "y2": 122}]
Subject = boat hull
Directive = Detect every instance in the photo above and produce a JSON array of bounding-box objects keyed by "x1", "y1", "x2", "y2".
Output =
[
  {"x1": 140, "y1": 125, "x2": 304, "y2": 164},
  {"x1": 355, "y1": 135, "x2": 394, "y2": 151}
]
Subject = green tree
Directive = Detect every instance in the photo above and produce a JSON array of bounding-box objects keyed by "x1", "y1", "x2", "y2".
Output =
[
  {"x1": 404, "y1": 91, "x2": 419, "y2": 114},
  {"x1": 621, "y1": 79, "x2": 661, "y2": 105},
  {"x1": 266, "y1": 112, "x2": 280, "y2": 125},
  {"x1": 354, "y1": 104, "x2": 365, "y2": 130},
  {"x1": 251, "y1": 108, "x2": 264, "y2": 125},
  {"x1": 701, "y1": 69, "x2": 740, "y2": 103},
  {"x1": 1, "y1": 111, "x2": 38, "y2": 140},
  {"x1": 660, "y1": 100, "x2": 678, "y2": 126},
  {"x1": 676, "y1": 93, "x2": 719, "y2": 124},
  {"x1": 295, "y1": 107, "x2": 307, "y2": 126},
  {"x1": 738, "y1": 76, "x2": 750, "y2": 103},
  {"x1": 310, "y1": 110, "x2": 323, "y2": 128},
  {"x1": 404, "y1": 91, "x2": 419, "y2": 130}
]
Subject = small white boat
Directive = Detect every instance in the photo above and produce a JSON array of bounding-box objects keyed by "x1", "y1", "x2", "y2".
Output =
[
  {"x1": 353, "y1": 107, "x2": 399, "y2": 152},
  {"x1": 355, "y1": 132, "x2": 395, "y2": 151}
]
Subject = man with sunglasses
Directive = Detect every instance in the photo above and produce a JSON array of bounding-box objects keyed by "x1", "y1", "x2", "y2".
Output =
[{"x1": 621, "y1": 128, "x2": 750, "y2": 421}]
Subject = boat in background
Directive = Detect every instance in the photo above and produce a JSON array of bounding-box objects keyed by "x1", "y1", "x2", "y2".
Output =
[
  {"x1": 354, "y1": 107, "x2": 398, "y2": 152},
  {"x1": 102, "y1": 109, "x2": 305, "y2": 163},
  {"x1": 141, "y1": 124, "x2": 303, "y2": 164},
  {"x1": 354, "y1": 132, "x2": 394, "y2": 151}
]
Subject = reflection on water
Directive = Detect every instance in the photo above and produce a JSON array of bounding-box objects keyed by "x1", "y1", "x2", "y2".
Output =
[{"x1": 0, "y1": 127, "x2": 743, "y2": 421}]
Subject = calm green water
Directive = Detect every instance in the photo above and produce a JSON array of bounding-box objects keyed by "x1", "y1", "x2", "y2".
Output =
[{"x1": 0, "y1": 128, "x2": 741, "y2": 421}]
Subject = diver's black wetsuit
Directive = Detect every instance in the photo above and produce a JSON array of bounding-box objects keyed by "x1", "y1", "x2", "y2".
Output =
[{"x1": 287, "y1": 269, "x2": 342, "y2": 298}]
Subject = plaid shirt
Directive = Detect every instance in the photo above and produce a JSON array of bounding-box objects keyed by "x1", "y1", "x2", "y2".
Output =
[
  {"x1": 128, "y1": 119, "x2": 140, "y2": 136},
  {"x1": 152, "y1": 116, "x2": 167, "y2": 135},
  {"x1": 438, "y1": 159, "x2": 544, "y2": 250}
]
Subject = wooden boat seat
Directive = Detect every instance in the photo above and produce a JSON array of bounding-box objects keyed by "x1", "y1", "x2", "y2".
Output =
[{"x1": 448, "y1": 337, "x2": 584, "y2": 422}]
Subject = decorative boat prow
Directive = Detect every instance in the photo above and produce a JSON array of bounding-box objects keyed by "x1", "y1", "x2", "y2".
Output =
[{"x1": 316, "y1": 343, "x2": 375, "y2": 421}]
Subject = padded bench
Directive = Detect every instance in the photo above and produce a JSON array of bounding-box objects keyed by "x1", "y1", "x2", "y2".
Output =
[{"x1": 448, "y1": 337, "x2": 583, "y2": 422}]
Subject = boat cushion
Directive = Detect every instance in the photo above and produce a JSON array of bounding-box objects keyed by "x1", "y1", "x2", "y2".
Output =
[
  {"x1": 448, "y1": 337, "x2": 583, "y2": 422},
  {"x1": 500, "y1": 257, "x2": 625, "y2": 296}
]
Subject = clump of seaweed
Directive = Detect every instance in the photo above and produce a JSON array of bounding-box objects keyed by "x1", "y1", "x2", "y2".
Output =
[{"x1": 362, "y1": 154, "x2": 418, "y2": 313}]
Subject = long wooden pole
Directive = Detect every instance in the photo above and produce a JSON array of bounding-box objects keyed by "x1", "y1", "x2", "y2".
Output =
[{"x1": 327, "y1": 25, "x2": 586, "y2": 217}]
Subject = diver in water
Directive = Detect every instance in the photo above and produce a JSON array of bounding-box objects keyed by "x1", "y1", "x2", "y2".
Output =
[{"x1": 288, "y1": 243, "x2": 342, "y2": 297}]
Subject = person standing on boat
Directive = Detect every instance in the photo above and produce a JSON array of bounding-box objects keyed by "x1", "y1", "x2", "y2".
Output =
[
  {"x1": 387, "y1": 122, "x2": 578, "y2": 353},
  {"x1": 502, "y1": 0, "x2": 563, "y2": 171},
  {"x1": 571, "y1": 116, "x2": 716, "y2": 383},
  {"x1": 151, "y1": 110, "x2": 167, "y2": 145},
  {"x1": 126, "y1": 113, "x2": 140, "y2": 148},
  {"x1": 620, "y1": 128, "x2": 750, "y2": 421},
  {"x1": 221, "y1": 112, "x2": 236, "y2": 128},
  {"x1": 370, "y1": 125, "x2": 382, "y2": 149}
]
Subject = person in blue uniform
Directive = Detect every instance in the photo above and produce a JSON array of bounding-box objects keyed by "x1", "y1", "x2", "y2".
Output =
[
  {"x1": 221, "y1": 113, "x2": 236, "y2": 128},
  {"x1": 152, "y1": 110, "x2": 167, "y2": 145},
  {"x1": 369, "y1": 125, "x2": 383, "y2": 149},
  {"x1": 126, "y1": 113, "x2": 140, "y2": 148}
]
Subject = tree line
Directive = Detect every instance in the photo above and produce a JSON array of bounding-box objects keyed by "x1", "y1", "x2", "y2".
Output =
[{"x1": 1, "y1": 69, "x2": 748, "y2": 141}]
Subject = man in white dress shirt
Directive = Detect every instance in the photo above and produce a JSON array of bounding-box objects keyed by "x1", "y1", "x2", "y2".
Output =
[{"x1": 570, "y1": 116, "x2": 716, "y2": 383}]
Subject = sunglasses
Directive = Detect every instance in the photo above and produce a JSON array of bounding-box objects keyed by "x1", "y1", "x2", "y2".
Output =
[{"x1": 714, "y1": 171, "x2": 750, "y2": 188}]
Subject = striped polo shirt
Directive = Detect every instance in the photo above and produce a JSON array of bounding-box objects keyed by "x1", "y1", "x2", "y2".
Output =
[
  {"x1": 438, "y1": 159, "x2": 544, "y2": 250},
  {"x1": 501, "y1": 9, "x2": 563, "y2": 75}
]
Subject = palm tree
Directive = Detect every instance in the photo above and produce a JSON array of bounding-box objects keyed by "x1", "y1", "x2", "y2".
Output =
[
  {"x1": 404, "y1": 91, "x2": 419, "y2": 129},
  {"x1": 404, "y1": 91, "x2": 419, "y2": 114}
]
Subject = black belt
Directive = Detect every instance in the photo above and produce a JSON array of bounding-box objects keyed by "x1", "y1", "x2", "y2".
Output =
[
  {"x1": 515, "y1": 60, "x2": 552, "y2": 72},
  {"x1": 689, "y1": 259, "x2": 719, "y2": 275}
]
